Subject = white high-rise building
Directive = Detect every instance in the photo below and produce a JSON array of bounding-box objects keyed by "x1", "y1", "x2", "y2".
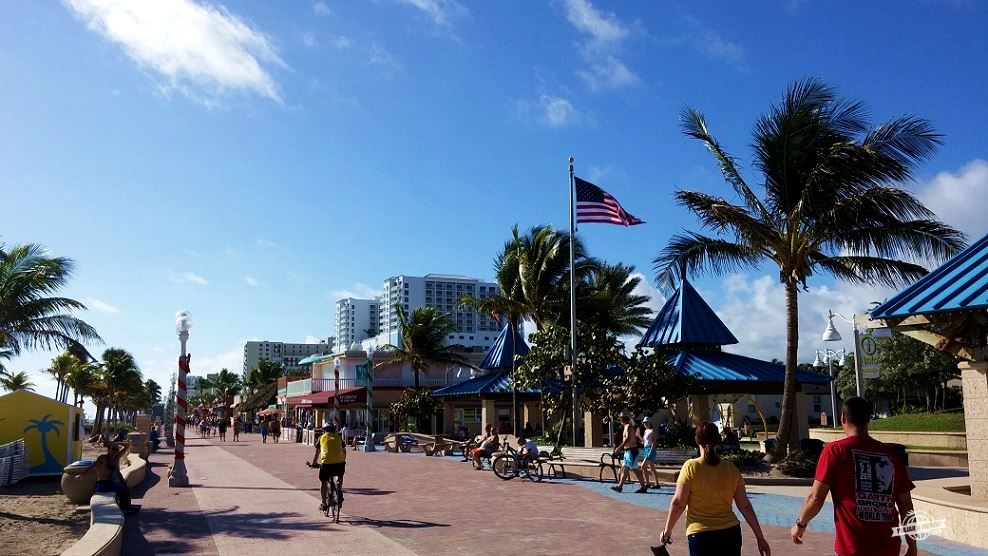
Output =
[
  {"x1": 243, "y1": 338, "x2": 335, "y2": 375},
  {"x1": 334, "y1": 274, "x2": 501, "y2": 353},
  {"x1": 335, "y1": 298, "x2": 380, "y2": 349}
]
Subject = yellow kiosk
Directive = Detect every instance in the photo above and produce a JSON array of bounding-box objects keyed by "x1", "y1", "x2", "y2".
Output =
[{"x1": 0, "y1": 390, "x2": 84, "y2": 476}]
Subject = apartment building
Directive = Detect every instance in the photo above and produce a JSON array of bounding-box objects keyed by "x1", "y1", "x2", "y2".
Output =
[
  {"x1": 243, "y1": 338, "x2": 335, "y2": 375},
  {"x1": 334, "y1": 274, "x2": 501, "y2": 352}
]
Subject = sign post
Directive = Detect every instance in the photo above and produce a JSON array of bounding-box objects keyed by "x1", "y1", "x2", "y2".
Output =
[{"x1": 852, "y1": 315, "x2": 891, "y2": 396}]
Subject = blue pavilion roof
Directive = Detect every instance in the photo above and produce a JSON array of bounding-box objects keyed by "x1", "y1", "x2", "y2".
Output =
[
  {"x1": 873, "y1": 233, "x2": 988, "y2": 320},
  {"x1": 430, "y1": 370, "x2": 540, "y2": 398},
  {"x1": 479, "y1": 323, "x2": 530, "y2": 370},
  {"x1": 639, "y1": 279, "x2": 738, "y2": 348},
  {"x1": 671, "y1": 350, "x2": 830, "y2": 384}
]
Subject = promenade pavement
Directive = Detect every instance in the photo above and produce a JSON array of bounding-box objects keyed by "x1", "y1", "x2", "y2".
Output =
[{"x1": 123, "y1": 433, "x2": 972, "y2": 555}]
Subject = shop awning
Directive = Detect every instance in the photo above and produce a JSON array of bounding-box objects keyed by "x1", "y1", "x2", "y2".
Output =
[{"x1": 286, "y1": 387, "x2": 366, "y2": 408}]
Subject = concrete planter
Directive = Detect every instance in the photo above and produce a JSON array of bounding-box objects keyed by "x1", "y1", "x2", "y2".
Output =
[{"x1": 808, "y1": 428, "x2": 966, "y2": 449}]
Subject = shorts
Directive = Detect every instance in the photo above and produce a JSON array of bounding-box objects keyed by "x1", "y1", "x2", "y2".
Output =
[
  {"x1": 95, "y1": 479, "x2": 127, "y2": 496},
  {"x1": 623, "y1": 448, "x2": 640, "y2": 470},
  {"x1": 260, "y1": 429, "x2": 268, "y2": 437},
  {"x1": 319, "y1": 462, "x2": 346, "y2": 483},
  {"x1": 642, "y1": 446, "x2": 656, "y2": 462}
]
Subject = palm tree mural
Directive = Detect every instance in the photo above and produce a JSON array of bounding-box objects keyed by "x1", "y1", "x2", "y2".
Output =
[{"x1": 24, "y1": 413, "x2": 65, "y2": 473}]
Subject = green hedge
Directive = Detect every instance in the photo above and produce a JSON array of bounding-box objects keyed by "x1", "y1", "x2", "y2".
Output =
[{"x1": 870, "y1": 412, "x2": 965, "y2": 432}]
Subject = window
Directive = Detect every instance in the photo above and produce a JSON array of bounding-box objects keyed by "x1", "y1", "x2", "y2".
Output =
[
  {"x1": 498, "y1": 408, "x2": 511, "y2": 423},
  {"x1": 456, "y1": 408, "x2": 481, "y2": 424}
]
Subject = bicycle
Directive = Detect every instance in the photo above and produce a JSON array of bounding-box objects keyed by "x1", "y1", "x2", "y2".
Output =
[
  {"x1": 491, "y1": 443, "x2": 544, "y2": 482},
  {"x1": 306, "y1": 462, "x2": 342, "y2": 522}
]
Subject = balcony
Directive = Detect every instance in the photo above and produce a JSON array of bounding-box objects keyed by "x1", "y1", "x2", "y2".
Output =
[{"x1": 286, "y1": 374, "x2": 470, "y2": 396}]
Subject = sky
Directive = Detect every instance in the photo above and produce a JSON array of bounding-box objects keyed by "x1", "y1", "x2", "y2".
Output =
[{"x1": 2, "y1": 0, "x2": 986, "y2": 414}]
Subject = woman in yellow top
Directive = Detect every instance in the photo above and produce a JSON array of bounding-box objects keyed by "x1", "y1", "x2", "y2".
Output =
[{"x1": 660, "y1": 422, "x2": 770, "y2": 556}]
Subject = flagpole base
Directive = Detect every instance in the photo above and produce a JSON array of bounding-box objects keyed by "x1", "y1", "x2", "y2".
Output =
[{"x1": 168, "y1": 460, "x2": 189, "y2": 487}]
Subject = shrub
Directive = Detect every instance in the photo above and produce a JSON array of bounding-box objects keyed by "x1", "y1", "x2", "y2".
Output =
[
  {"x1": 722, "y1": 449, "x2": 763, "y2": 468},
  {"x1": 657, "y1": 418, "x2": 696, "y2": 449},
  {"x1": 777, "y1": 449, "x2": 817, "y2": 478}
]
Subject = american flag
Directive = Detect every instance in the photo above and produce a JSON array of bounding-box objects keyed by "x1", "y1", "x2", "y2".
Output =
[{"x1": 575, "y1": 177, "x2": 644, "y2": 226}]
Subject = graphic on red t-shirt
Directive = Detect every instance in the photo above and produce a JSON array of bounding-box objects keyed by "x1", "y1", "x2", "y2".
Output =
[{"x1": 852, "y1": 449, "x2": 896, "y2": 522}]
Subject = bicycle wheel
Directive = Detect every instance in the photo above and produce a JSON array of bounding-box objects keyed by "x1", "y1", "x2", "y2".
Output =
[
  {"x1": 491, "y1": 455, "x2": 518, "y2": 480},
  {"x1": 526, "y1": 461, "x2": 544, "y2": 483},
  {"x1": 332, "y1": 500, "x2": 340, "y2": 523}
]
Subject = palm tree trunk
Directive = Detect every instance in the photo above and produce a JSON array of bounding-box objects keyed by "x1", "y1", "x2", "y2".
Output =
[{"x1": 773, "y1": 282, "x2": 800, "y2": 458}]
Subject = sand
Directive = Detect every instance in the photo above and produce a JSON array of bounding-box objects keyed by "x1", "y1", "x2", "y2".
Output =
[{"x1": 0, "y1": 477, "x2": 88, "y2": 555}]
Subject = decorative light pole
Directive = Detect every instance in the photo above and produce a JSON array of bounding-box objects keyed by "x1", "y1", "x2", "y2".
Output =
[
  {"x1": 822, "y1": 310, "x2": 864, "y2": 396},
  {"x1": 169, "y1": 310, "x2": 192, "y2": 487},
  {"x1": 814, "y1": 348, "x2": 847, "y2": 429}
]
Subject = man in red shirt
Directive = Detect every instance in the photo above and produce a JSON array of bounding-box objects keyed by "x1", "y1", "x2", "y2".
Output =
[{"x1": 791, "y1": 397, "x2": 917, "y2": 556}]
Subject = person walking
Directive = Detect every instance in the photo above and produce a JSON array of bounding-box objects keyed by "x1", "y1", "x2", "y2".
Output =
[
  {"x1": 217, "y1": 417, "x2": 228, "y2": 442},
  {"x1": 260, "y1": 417, "x2": 270, "y2": 444},
  {"x1": 660, "y1": 421, "x2": 770, "y2": 555},
  {"x1": 610, "y1": 413, "x2": 648, "y2": 494},
  {"x1": 271, "y1": 417, "x2": 281, "y2": 444},
  {"x1": 640, "y1": 416, "x2": 661, "y2": 489},
  {"x1": 791, "y1": 397, "x2": 916, "y2": 556},
  {"x1": 232, "y1": 417, "x2": 241, "y2": 442}
]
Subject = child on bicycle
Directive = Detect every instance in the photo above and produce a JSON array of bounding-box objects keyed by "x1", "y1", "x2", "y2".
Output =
[{"x1": 518, "y1": 436, "x2": 540, "y2": 463}]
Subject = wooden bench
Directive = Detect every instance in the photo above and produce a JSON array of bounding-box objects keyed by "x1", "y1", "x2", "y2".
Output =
[
  {"x1": 652, "y1": 449, "x2": 694, "y2": 466},
  {"x1": 544, "y1": 447, "x2": 619, "y2": 482}
]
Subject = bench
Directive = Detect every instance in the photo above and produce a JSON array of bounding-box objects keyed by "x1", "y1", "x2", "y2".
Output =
[
  {"x1": 61, "y1": 493, "x2": 124, "y2": 556},
  {"x1": 544, "y1": 447, "x2": 619, "y2": 482},
  {"x1": 652, "y1": 449, "x2": 694, "y2": 466}
]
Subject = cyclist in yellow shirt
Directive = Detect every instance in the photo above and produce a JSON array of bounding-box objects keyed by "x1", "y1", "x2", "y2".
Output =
[{"x1": 310, "y1": 423, "x2": 347, "y2": 510}]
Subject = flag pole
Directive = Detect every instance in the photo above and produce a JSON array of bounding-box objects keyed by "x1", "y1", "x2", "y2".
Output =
[{"x1": 568, "y1": 156, "x2": 578, "y2": 447}]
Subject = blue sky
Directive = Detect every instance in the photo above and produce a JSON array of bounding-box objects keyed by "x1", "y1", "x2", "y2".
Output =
[{"x1": 2, "y1": 0, "x2": 986, "y2": 410}]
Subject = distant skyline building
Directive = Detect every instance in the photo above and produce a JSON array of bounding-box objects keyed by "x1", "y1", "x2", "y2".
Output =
[
  {"x1": 334, "y1": 274, "x2": 501, "y2": 352},
  {"x1": 243, "y1": 338, "x2": 335, "y2": 376}
]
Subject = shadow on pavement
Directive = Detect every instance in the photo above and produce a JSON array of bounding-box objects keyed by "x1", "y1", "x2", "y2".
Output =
[
  {"x1": 191, "y1": 485, "x2": 320, "y2": 492},
  {"x1": 346, "y1": 487, "x2": 395, "y2": 496},
  {"x1": 343, "y1": 514, "x2": 450, "y2": 529}
]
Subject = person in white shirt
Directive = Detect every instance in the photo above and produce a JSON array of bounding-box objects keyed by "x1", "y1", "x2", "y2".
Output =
[{"x1": 518, "y1": 436, "x2": 540, "y2": 462}]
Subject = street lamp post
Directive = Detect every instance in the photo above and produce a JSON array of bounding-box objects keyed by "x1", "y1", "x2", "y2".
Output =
[
  {"x1": 814, "y1": 348, "x2": 846, "y2": 429},
  {"x1": 169, "y1": 310, "x2": 192, "y2": 487},
  {"x1": 823, "y1": 310, "x2": 864, "y2": 397}
]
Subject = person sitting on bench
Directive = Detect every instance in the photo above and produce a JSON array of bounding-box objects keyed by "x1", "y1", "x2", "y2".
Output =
[{"x1": 93, "y1": 444, "x2": 139, "y2": 515}]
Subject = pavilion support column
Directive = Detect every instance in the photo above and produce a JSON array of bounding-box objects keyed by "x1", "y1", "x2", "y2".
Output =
[
  {"x1": 584, "y1": 410, "x2": 604, "y2": 447},
  {"x1": 442, "y1": 402, "x2": 455, "y2": 435},
  {"x1": 961, "y1": 360, "x2": 988, "y2": 498},
  {"x1": 522, "y1": 402, "x2": 540, "y2": 432},
  {"x1": 795, "y1": 391, "x2": 809, "y2": 441},
  {"x1": 481, "y1": 398, "x2": 497, "y2": 435},
  {"x1": 689, "y1": 395, "x2": 710, "y2": 427}
]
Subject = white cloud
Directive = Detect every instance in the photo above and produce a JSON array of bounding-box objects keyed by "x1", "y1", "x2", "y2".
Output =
[
  {"x1": 329, "y1": 283, "x2": 385, "y2": 300},
  {"x1": 169, "y1": 270, "x2": 209, "y2": 286},
  {"x1": 368, "y1": 43, "x2": 401, "y2": 70},
  {"x1": 666, "y1": 16, "x2": 745, "y2": 66},
  {"x1": 330, "y1": 35, "x2": 352, "y2": 49},
  {"x1": 562, "y1": 0, "x2": 629, "y2": 45},
  {"x1": 85, "y1": 297, "x2": 120, "y2": 314},
  {"x1": 629, "y1": 272, "x2": 664, "y2": 314},
  {"x1": 392, "y1": 0, "x2": 467, "y2": 28},
  {"x1": 300, "y1": 31, "x2": 319, "y2": 49},
  {"x1": 577, "y1": 54, "x2": 639, "y2": 91},
  {"x1": 313, "y1": 1, "x2": 331, "y2": 16},
  {"x1": 538, "y1": 94, "x2": 580, "y2": 128},
  {"x1": 254, "y1": 237, "x2": 278, "y2": 248},
  {"x1": 559, "y1": 0, "x2": 638, "y2": 92},
  {"x1": 917, "y1": 159, "x2": 988, "y2": 240},
  {"x1": 304, "y1": 335, "x2": 322, "y2": 344},
  {"x1": 244, "y1": 276, "x2": 259, "y2": 287},
  {"x1": 65, "y1": 0, "x2": 284, "y2": 104},
  {"x1": 713, "y1": 273, "x2": 894, "y2": 364}
]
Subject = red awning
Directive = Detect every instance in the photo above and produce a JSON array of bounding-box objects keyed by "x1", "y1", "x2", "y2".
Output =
[{"x1": 286, "y1": 387, "x2": 366, "y2": 408}]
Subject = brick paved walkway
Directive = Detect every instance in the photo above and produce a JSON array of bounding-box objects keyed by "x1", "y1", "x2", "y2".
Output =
[{"x1": 123, "y1": 434, "x2": 978, "y2": 555}]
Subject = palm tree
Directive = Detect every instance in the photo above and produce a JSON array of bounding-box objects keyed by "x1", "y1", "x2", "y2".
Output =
[
  {"x1": 213, "y1": 368, "x2": 241, "y2": 417},
  {"x1": 576, "y1": 263, "x2": 653, "y2": 337},
  {"x1": 47, "y1": 351, "x2": 82, "y2": 403},
  {"x1": 654, "y1": 79, "x2": 965, "y2": 454},
  {"x1": 247, "y1": 359, "x2": 284, "y2": 389},
  {"x1": 0, "y1": 243, "x2": 102, "y2": 372},
  {"x1": 378, "y1": 305, "x2": 471, "y2": 389},
  {"x1": 1, "y1": 370, "x2": 35, "y2": 391},
  {"x1": 93, "y1": 348, "x2": 141, "y2": 434},
  {"x1": 64, "y1": 361, "x2": 97, "y2": 406},
  {"x1": 514, "y1": 225, "x2": 593, "y2": 329},
  {"x1": 24, "y1": 414, "x2": 64, "y2": 473}
]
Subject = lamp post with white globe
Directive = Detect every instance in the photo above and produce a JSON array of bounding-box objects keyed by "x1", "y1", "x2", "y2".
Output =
[{"x1": 169, "y1": 310, "x2": 193, "y2": 487}]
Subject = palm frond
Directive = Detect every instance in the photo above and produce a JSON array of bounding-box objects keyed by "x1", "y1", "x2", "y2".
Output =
[{"x1": 653, "y1": 232, "x2": 765, "y2": 289}]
